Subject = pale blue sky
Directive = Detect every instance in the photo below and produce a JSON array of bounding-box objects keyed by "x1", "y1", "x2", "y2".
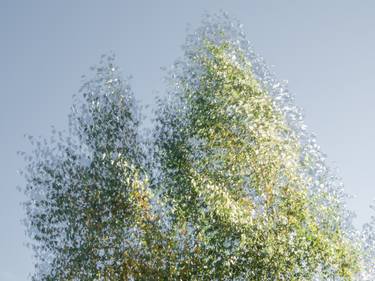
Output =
[{"x1": 1, "y1": 1, "x2": 375, "y2": 280}]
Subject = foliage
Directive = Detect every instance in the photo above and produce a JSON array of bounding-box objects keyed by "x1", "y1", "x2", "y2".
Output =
[
  {"x1": 22, "y1": 55, "x2": 159, "y2": 280},
  {"x1": 358, "y1": 202, "x2": 375, "y2": 280},
  {"x1": 21, "y1": 13, "x2": 374, "y2": 281}
]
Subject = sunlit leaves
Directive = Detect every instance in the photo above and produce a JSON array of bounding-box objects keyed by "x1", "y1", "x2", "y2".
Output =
[
  {"x1": 22, "y1": 12, "x2": 374, "y2": 281},
  {"x1": 154, "y1": 13, "x2": 362, "y2": 280}
]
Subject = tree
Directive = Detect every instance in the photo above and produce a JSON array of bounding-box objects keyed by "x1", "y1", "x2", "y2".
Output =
[
  {"x1": 22, "y1": 54, "x2": 164, "y2": 280},
  {"x1": 154, "y1": 13, "x2": 360, "y2": 280},
  {"x1": 22, "y1": 13, "x2": 374, "y2": 281}
]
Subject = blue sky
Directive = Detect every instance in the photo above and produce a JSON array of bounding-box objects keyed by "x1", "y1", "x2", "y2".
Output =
[{"x1": 1, "y1": 1, "x2": 375, "y2": 280}]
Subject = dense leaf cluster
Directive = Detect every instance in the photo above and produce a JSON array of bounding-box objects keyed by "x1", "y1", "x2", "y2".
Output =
[{"x1": 21, "y1": 13, "x2": 374, "y2": 281}]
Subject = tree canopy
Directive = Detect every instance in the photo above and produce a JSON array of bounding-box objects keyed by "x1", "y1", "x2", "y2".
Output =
[{"x1": 21, "y1": 13, "x2": 374, "y2": 281}]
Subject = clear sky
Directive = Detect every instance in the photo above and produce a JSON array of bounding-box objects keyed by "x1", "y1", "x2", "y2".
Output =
[{"x1": 1, "y1": 1, "x2": 375, "y2": 280}]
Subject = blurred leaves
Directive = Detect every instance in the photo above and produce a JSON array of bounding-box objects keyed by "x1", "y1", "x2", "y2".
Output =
[{"x1": 21, "y1": 12, "x2": 373, "y2": 281}]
